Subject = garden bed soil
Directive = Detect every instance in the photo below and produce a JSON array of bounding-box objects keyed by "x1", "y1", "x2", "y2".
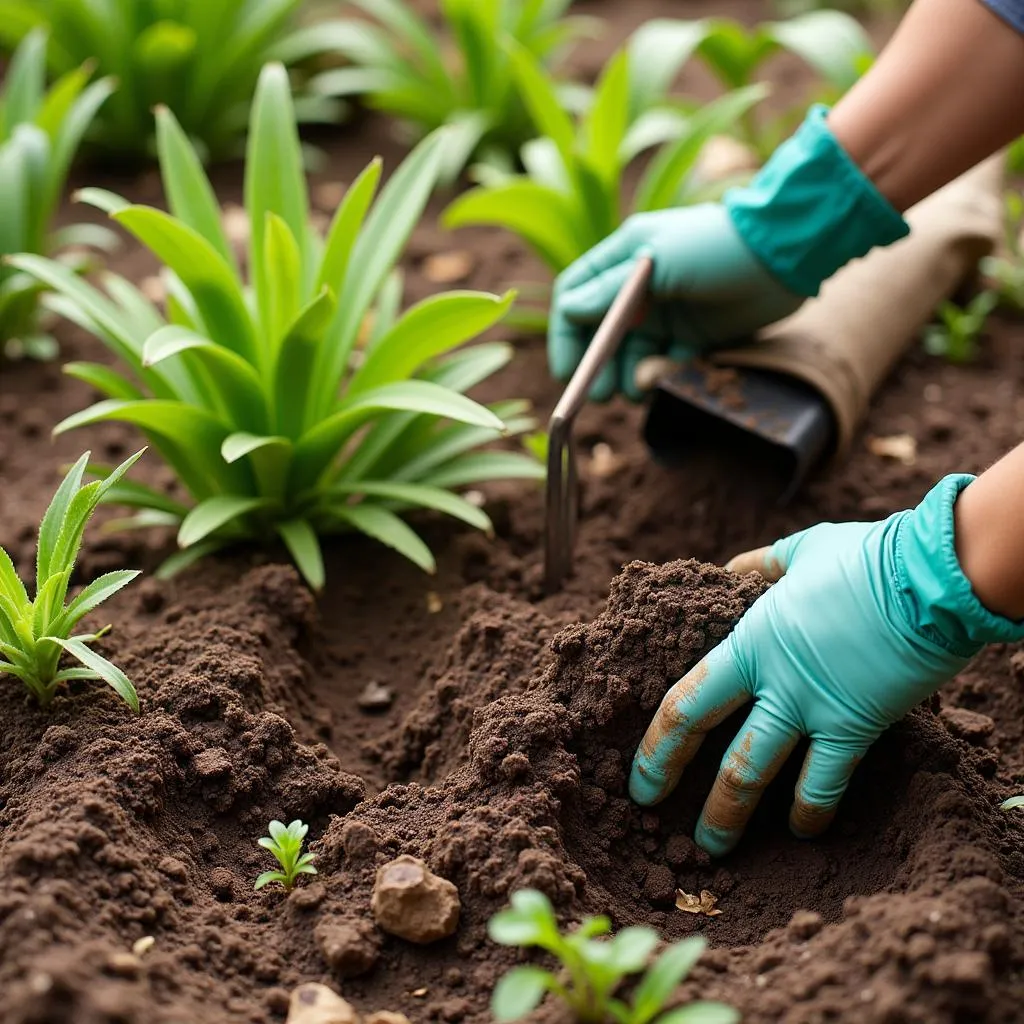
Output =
[{"x1": 4, "y1": 0, "x2": 1024, "y2": 1020}]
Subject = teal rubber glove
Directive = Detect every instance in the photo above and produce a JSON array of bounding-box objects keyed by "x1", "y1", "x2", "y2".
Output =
[
  {"x1": 628, "y1": 474, "x2": 1024, "y2": 857},
  {"x1": 548, "y1": 105, "x2": 909, "y2": 401}
]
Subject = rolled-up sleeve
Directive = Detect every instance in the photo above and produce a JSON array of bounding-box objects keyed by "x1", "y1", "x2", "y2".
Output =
[{"x1": 981, "y1": 0, "x2": 1024, "y2": 33}]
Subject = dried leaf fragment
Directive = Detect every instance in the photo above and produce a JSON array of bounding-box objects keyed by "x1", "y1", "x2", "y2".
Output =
[
  {"x1": 675, "y1": 889, "x2": 723, "y2": 917},
  {"x1": 867, "y1": 434, "x2": 917, "y2": 465}
]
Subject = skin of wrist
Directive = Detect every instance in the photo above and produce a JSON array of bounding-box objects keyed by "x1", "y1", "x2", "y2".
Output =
[{"x1": 953, "y1": 483, "x2": 1024, "y2": 622}]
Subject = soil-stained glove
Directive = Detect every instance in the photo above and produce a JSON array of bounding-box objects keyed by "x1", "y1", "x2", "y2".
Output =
[
  {"x1": 548, "y1": 106, "x2": 909, "y2": 401},
  {"x1": 628, "y1": 474, "x2": 1024, "y2": 857}
]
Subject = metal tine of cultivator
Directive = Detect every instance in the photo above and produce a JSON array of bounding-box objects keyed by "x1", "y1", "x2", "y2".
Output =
[{"x1": 544, "y1": 257, "x2": 654, "y2": 593}]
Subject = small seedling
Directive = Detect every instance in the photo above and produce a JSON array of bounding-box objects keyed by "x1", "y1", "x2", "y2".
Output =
[
  {"x1": 922, "y1": 291, "x2": 998, "y2": 364},
  {"x1": 255, "y1": 820, "x2": 317, "y2": 891},
  {"x1": 981, "y1": 192, "x2": 1024, "y2": 312},
  {"x1": 1001, "y1": 795, "x2": 1024, "y2": 812},
  {"x1": 488, "y1": 889, "x2": 738, "y2": 1024},
  {"x1": 0, "y1": 449, "x2": 143, "y2": 710}
]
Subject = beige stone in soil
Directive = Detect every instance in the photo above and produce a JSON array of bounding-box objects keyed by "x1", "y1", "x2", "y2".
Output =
[
  {"x1": 286, "y1": 983, "x2": 358, "y2": 1024},
  {"x1": 371, "y1": 855, "x2": 460, "y2": 943},
  {"x1": 422, "y1": 250, "x2": 475, "y2": 284}
]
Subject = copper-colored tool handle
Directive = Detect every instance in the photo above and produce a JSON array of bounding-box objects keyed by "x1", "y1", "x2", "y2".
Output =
[{"x1": 544, "y1": 257, "x2": 654, "y2": 593}]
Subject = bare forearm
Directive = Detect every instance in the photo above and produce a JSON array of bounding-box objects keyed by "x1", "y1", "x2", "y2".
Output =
[
  {"x1": 828, "y1": 0, "x2": 1024, "y2": 211},
  {"x1": 955, "y1": 444, "x2": 1024, "y2": 620}
]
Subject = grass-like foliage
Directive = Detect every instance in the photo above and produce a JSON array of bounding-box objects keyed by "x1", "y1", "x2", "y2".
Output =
[
  {"x1": 13, "y1": 63, "x2": 541, "y2": 591},
  {"x1": 0, "y1": 0, "x2": 347, "y2": 159},
  {"x1": 0, "y1": 449, "x2": 142, "y2": 711},
  {"x1": 0, "y1": 29, "x2": 116, "y2": 359},
  {"x1": 444, "y1": 46, "x2": 765, "y2": 323},
  {"x1": 923, "y1": 291, "x2": 997, "y2": 364},
  {"x1": 255, "y1": 819, "x2": 316, "y2": 891},
  {"x1": 628, "y1": 11, "x2": 874, "y2": 158},
  {"x1": 982, "y1": 192, "x2": 1024, "y2": 312},
  {"x1": 489, "y1": 890, "x2": 738, "y2": 1024},
  {"x1": 310, "y1": 0, "x2": 600, "y2": 181}
]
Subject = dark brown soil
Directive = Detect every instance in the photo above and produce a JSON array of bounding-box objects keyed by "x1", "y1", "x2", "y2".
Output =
[{"x1": 3, "y1": 0, "x2": 1024, "y2": 1020}]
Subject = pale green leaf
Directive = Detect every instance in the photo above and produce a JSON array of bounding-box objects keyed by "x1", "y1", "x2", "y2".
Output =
[
  {"x1": 277, "y1": 518, "x2": 324, "y2": 591},
  {"x1": 47, "y1": 636, "x2": 138, "y2": 711},
  {"x1": 334, "y1": 504, "x2": 434, "y2": 573}
]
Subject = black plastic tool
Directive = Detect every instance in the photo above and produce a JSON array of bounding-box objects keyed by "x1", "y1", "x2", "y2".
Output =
[{"x1": 643, "y1": 362, "x2": 836, "y2": 503}]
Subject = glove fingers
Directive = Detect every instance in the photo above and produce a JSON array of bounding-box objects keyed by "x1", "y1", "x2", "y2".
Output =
[
  {"x1": 559, "y1": 261, "x2": 635, "y2": 323},
  {"x1": 726, "y1": 526, "x2": 815, "y2": 580},
  {"x1": 695, "y1": 703, "x2": 800, "y2": 857},
  {"x1": 556, "y1": 224, "x2": 642, "y2": 294},
  {"x1": 789, "y1": 739, "x2": 869, "y2": 839},
  {"x1": 629, "y1": 642, "x2": 749, "y2": 808},
  {"x1": 725, "y1": 545, "x2": 788, "y2": 581},
  {"x1": 547, "y1": 292, "x2": 586, "y2": 383}
]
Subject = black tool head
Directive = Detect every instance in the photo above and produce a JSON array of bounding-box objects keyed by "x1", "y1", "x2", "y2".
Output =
[{"x1": 644, "y1": 362, "x2": 836, "y2": 504}]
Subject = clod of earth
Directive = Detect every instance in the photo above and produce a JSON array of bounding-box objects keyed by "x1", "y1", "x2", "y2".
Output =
[
  {"x1": 371, "y1": 855, "x2": 461, "y2": 943},
  {"x1": 315, "y1": 917, "x2": 381, "y2": 976},
  {"x1": 286, "y1": 983, "x2": 358, "y2": 1024},
  {"x1": 364, "y1": 1013, "x2": 412, "y2": 1024}
]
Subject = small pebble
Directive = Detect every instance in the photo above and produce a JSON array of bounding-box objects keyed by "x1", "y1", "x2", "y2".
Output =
[
  {"x1": 372, "y1": 856, "x2": 460, "y2": 944},
  {"x1": 423, "y1": 250, "x2": 475, "y2": 284},
  {"x1": 357, "y1": 681, "x2": 394, "y2": 712},
  {"x1": 286, "y1": 983, "x2": 358, "y2": 1024}
]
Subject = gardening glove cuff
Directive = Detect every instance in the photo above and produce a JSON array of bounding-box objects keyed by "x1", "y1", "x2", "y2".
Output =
[
  {"x1": 725, "y1": 104, "x2": 909, "y2": 298},
  {"x1": 896, "y1": 473, "x2": 1024, "y2": 657}
]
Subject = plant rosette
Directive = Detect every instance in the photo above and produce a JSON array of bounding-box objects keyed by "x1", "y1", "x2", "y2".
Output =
[{"x1": 13, "y1": 62, "x2": 542, "y2": 591}]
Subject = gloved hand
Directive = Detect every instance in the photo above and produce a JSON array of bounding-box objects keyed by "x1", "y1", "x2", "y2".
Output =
[
  {"x1": 548, "y1": 106, "x2": 910, "y2": 401},
  {"x1": 628, "y1": 474, "x2": 1024, "y2": 857},
  {"x1": 548, "y1": 206, "x2": 803, "y2": 401}
]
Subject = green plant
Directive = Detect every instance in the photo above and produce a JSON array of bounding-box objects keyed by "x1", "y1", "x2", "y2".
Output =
[
  {"x1": 0, "y1": 449, "x2": 143, "y2": 711},
  {"x1": 981, "y1": 192, "x2": 1024, "y2": 312},
  {"x1": 923, "y1": 291, "x2": 998, "y2": 364},
  {"x1": 0, "y1": 0, "x2": 349, "y2": 159},
  {"x1": 308, "y1": 0, "x2": 601, "y2": 181},
  {"x1": 255, "y1": 819, "x2": 316, "y2": 890},
  {"x1": 444, "y1": 45, "x2": 766, "y2": 326},
  {"x1": 1001, "y1": 795, "x2": 1024, "y2": 811},
  {"x1": 489, "y1": 890, "x2": 738, "y2": 1024},
  {"x1": 0, "y1": 29, "x2": 116, "y2": 359},
  {"x1": 12, "y1": 63, "x2": 542, "y2": 591},
  {"x1": 627, "y1": 11, "x2": 874, "y2": 159}
]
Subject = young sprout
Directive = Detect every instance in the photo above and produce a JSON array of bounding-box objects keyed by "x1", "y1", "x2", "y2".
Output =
[
  {"x1": 981, "y1": 192, "x2": 1024, "y2": 312},
  {"x1": 489, "y1": 889, "x2": 738, "y2": 1024},
  {"x1": 1001, "y1": 795, "x2": 1024, "y2": 812},
  {"x1": 922, "y1": 291, "x2": 998, "y2": 364},
  {"x1": 255, "y1": 820, "x2": 317, "y2": 891},
  {"x1": 0, "y1": 450, "x2": 143, "y2": 711}
]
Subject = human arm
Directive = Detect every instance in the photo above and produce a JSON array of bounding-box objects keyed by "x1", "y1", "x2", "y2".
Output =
[
  {"x1": 627, "y1": 449, "x2": 1024, "y2": 856},
  {"x1": 549, "y1": 0, "x2": 1024, "y2": 399}
]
